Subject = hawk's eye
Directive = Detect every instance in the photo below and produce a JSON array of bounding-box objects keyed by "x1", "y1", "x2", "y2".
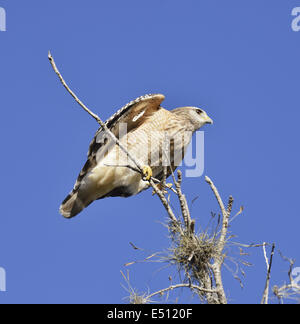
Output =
[{"x1": 196, "y1": 109, "x2": 203, "y2": 115}]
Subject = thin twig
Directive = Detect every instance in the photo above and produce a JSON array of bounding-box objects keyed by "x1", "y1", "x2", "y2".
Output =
[
  {"x1": 174, "y1": 170, "x2": 192, "y2": 231},
  {"x1": 103, "y1": 164, "x2": 160, "y2": 184},
  {"x1": 272, "y1": 252, "x2": 300, "y2": 303},
  {"x1": 228, "y1": 205, "x2": 244, "y2": 225},
  {"x1": 150, "y1": 179, "x2": 182, "y2": 232},
  {"x1": 146, "y1": 283, "x2": 216, "y2": 301},
  {"x1": 261, "y1": 243, "x2": 275, "y2": 304},
  {"x1": 205, "y1": 176, "x2": 230, "y2": 256},
  {"x1": 278, "y1": 250, "x2": 295, "y2": 284},
  {"x1": 262, "y1": 242, "x2": 269, "y2": 269},
  {"x1": 273, "y1": 283, "x2": 300, "y2": 303}
]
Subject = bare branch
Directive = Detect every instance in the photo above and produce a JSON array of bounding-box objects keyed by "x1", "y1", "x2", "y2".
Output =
[
  {"x1": 262, "y1": 242, "x2": 269, "y2": 269},
  {"x1": 205, "y1": 177, "x2": 228, "y2": 219},
  {"x1": 261, "y1": 243, "x2": 275, "y2": 304},
  {"x1": 273, "y1": 283, "x2": 300, "y2": 304},
  {"x1": 150, "y1": 179, "x2": 183, "y2": 232},
  {"x1": 205, "y1": 176, "x2": 230, "y2": 256},
  {"x1": 174, "y1": 170, "x2": 192, "y2": 231},
  {"x1": 272, "y1": 252, "x2": 300, "y2": 303},
  {"x1": 146, "y1": 283, "x2": 216, "y2": 301},
  {"x1": 278, "y1": 250, "x2": 295, "y2": 283}
]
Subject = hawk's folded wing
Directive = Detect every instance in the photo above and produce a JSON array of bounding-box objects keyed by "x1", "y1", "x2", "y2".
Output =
[{"x1": 73, "y1": 94, "x2": 165, "y2": 191}]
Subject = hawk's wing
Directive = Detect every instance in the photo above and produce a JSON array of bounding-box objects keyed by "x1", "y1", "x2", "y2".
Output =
[{"x1": 73, "y1": 94, "x2": 165, "y2": 191}]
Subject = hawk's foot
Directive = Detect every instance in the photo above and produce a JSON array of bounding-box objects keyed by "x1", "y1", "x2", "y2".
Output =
[{"x1": 142, "y1": 165, "x2": 153, "y2": 181}]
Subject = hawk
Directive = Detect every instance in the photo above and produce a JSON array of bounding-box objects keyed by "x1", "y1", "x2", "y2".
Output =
[{"x1": 60, "y1": 94, "x2": 213, "y2": 218}]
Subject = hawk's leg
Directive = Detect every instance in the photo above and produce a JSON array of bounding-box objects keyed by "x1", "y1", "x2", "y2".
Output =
[{"x1": 142, "y1": 165, "x2": 153, "y2": 181}]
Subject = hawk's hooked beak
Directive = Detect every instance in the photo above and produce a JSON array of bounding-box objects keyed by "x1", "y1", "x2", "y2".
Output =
[{"x1": 204, "y1": 114, "x2": 213, "y2": 125}]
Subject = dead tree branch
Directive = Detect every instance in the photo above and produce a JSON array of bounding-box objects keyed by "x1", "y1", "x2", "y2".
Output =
[
  {"x1": 261, "y1": 243, "x2": 275, "y2": 304},
  {"x1": 146, "y1": 283, "x2": 216, "y2": 301}
]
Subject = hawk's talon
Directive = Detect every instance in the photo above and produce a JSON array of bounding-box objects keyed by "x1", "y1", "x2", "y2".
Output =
[{"x1": 142, "y1": 165, "x2": 153, "y2": 181}]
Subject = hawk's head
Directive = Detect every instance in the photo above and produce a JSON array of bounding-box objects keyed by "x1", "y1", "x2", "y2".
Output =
[{"x1": 172, "y1": 107, "x2": 213, "y2": 131}]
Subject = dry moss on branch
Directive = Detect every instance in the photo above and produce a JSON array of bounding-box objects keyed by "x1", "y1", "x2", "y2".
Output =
[{"x1": 168, "y1": 230, "x2": 217, "y2": 284}]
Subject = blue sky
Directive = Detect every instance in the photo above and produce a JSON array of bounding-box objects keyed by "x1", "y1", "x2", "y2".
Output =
[{"x1": 0, "y1": 0, "x2": 299, "y2": 304}]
